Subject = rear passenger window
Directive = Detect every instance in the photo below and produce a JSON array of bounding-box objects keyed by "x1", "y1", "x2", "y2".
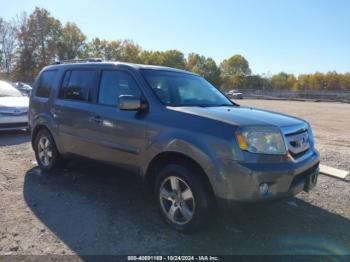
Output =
[
  {"x1": 36, "y1": 70, "x2": 58, "y2": 98},
  {"x1": 98, "y1": 71, "x2": 141, "y2": 106},
  {"x1": 59, "y1": 70, "x2": 97, "y2": 101}
]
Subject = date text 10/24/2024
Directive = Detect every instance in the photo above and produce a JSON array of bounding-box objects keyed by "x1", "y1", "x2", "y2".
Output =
[{"x1": 127, "y1": 256, "x2": 220, "y2": 261}]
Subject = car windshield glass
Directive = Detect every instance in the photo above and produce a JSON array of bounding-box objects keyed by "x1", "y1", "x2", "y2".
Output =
[
  {"x1": 0, "y1": 81, "x2": 22, "y2": 97},
  {"x1": 141, "y1": 69, "x2": 233, "y2": 107}
]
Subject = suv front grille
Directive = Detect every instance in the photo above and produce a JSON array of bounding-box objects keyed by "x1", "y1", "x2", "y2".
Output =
[
  {"x1": 285, "y1": 130, "x2": 310, "y2": 156},
  {"x1": 282, "y1": 123, "x2": 311, "y2": 160}
]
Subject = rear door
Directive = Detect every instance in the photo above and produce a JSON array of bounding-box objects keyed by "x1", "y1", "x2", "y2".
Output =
[{"x1": 52, "y1": 68, "x2": 100, "y2": 158}]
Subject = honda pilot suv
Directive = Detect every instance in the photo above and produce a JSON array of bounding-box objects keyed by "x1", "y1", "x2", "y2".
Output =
[{"x1": 29, "y1": 60, "x2": 320, "y2": 232}]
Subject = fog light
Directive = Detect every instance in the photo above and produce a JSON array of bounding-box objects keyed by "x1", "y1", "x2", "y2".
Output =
[{"x1": 259, "y1": 183, "x2": 269, "y2": 195}]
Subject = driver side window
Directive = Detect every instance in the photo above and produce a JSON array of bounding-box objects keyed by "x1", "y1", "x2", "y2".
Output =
[{"x1": 98, "y1": 71, "x2": 141, "y2": 106}]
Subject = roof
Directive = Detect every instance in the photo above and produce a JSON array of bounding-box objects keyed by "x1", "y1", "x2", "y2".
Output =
[{"x1": 44, "y1": 61, "x2": 197, "y2": 76}]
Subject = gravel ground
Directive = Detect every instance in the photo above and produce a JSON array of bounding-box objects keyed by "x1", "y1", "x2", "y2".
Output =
[{"x1": 0, "y1": 100, "x2": 349, "y2": 256}]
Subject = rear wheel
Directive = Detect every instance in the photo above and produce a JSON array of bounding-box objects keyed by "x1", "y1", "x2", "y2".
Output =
[
  {"x1": 34, "y1": 129, "x2": 62, "y2": 171},
  {"x1": 155, "y1": 163, "x2": 214, "y2": 233}
]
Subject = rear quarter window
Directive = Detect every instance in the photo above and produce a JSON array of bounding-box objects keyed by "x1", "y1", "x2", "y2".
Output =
[{"x1": 36, "y1": 70, "x2": 58, "y2": 98}]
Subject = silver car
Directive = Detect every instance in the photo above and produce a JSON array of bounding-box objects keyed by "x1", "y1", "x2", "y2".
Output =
[{"x1": 0, "y1": 80, "x2": 29, "y2": 131}]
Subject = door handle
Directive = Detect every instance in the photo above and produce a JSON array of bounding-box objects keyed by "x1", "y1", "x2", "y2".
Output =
[
  {"x1": 90, "y1": 116, "x2": 103, "y2": 124},
  {"x1": 51, "y1": 108, "x2": 61, "y2": 117}
]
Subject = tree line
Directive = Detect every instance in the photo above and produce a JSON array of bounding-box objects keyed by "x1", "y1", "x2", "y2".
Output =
[{"x1": 1, "y1": 7, "x2": 349, "y2": 92}]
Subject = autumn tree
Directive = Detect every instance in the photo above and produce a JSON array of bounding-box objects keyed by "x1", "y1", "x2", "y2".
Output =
[
  {"x1": 57, "y1": 22, "x2": 86, "y2": 60},
  {"x1": 139, "y1": 49, "x2": 186, "y2": 69},
  {"x1": 220, "y1": 55, "x2": 251, "y2": 77},
  {"x1": 119, "y1": 40, "x2": 142, "y2": 63},
  {"x1": 220, "y1": 55, "x2": 251, "y2": 90},
  {"x1": 13, "y1": 8, "x2": 61, "y2": 82},
  {"x1": 139, "y1": 50, "x2": 163, "y2": 65},
  {"x1": 82, "y1": 37, "x2": 108, "y2": 58},
  {"x1": 11, "y1": 13, "x2": 37, "y2": 83},
  {"x1": 187, "y1": 53, "x2": 221, "y2": 86},
  {"x1": 27, "y1": 8, "x2": 61, "y2": 67},
  {"x1": 270, "y1": 72, "x2": 296, "y2": 90}
]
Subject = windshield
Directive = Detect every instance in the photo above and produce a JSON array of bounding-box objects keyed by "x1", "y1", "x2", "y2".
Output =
[
  {"x1": 0, "y1": 81, "x2": 22, "y2": 97},
  {"x1": 141, "y1": 70, "x2": 233, "y2": 107}
]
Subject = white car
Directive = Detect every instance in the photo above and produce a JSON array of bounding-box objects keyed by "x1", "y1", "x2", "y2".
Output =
[
  {"x1": 0, "y1": 80, "x2": 29, "y2": 131},
  {"x1": 226, "y1": 90, "x2": 243, "y2": 99},
  {"x1": 15, "y1": 82, "x2": 32, "y2": 96}
]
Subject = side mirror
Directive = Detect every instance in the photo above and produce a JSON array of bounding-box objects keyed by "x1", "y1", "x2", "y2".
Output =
[{"x1": 118, "y1": 95, "x2": 141, "y2": 111}]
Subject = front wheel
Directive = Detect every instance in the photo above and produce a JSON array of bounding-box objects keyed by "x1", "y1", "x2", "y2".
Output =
[{"x1": 155, "y1": 163, "x2": 214, "y2": 233}]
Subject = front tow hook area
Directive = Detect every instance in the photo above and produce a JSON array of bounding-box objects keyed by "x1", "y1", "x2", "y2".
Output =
[{"x1": 304, "y1": 171, "x2": 319, "y2": 192}]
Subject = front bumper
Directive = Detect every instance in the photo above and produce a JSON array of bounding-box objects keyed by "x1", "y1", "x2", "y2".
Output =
[
  {"x1": 0, "y1": 115, "x2": 28, "y2": 131},
  {"x1": 210, "y1": 149, "x2": 320, "y2": 207}
]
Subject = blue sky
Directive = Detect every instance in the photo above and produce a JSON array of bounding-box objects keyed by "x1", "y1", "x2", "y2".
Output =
[{"x1": 1, "y1": 0, "x2": 350, "y2": 75}]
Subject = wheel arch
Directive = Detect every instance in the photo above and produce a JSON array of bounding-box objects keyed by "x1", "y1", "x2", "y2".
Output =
[
  {"x1": 31, "y1": 123, "x2": 61, "y2": 154},
  {"x1": 30, "y1": 111, "x2": 61, "y2": 151},
  {"x1": 31, "y1": 124, "x2": 51, "y2": 148},
  {"x1": 144, "y1": 151, "x2": 215, "y2": 200}
]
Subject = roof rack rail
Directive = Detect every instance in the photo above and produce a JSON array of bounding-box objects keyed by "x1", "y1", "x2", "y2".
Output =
[{"x1": 51, "y1": 58, "x2": 103, "y2": 65}]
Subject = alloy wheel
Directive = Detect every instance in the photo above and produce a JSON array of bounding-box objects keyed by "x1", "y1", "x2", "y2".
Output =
[
  {"x1": 37, "y1": 136, "x2": 53, "y2": 167},
  {"x1": 159, "y1": 176, "x2": 195, "y2": 225}
]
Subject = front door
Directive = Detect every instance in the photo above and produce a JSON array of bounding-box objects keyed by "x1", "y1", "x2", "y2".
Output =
[{"x1": 86, "y1": 70, "x2": 146, "y2": 171}]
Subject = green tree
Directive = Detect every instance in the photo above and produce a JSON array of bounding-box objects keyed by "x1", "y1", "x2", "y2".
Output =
[
  {"x1": 27, "y1": 7, "x2": 62, "y2": 67},
  {"x1": 160, "y1": 50, "x2": 186, "y2": 69},
  {"x1": 270, "y1": 72, "x2": 296, "y2": 90},
  {"x1": 82, "y1": 37, "x2": 107, "y2": 58},
  {"x1": 57, "y1": 22, "x2": 86, "y2": 60},
  {"x1": 340, "y1": 73, "x2": 350, "y2": 91},
  {"x1": 139, "y1": 49, "x2": 186, "y2": 69},
  {"x1": 307, "y1": 72, "x2": 326, "y2": 90},
  {"x1": 12, "y1": 12, "x2": 38, "y2": 83},
  {"x1": 245, "y1": 75, "x2": 265, "y2": 90},
  {"x1": 119, "y1": 40, "x2": 141, "y2": 63},
  {"x1": 13, "y1": 8, "x2": 62, "y2": 82},
  {"x1": 219, "y1": 55, "x2": 251, "y2": 90},
  {"x1": 139, "y1": 50, "x2": 163, "y2": 65},
  {"x1": 187, "y1": 53, "x2": 221, "y2": 86},
  {"x1": 104, "y1": 40, "x2": 122, "y2": 60},
  {"x1": 324, "y1": 71, "x2": 341, "y2": 91},
  {"x1": 220, "y1": 54, "x2": 251, "y2": 78}
]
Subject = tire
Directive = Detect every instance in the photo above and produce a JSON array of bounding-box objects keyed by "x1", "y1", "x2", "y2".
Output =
[
  {"x1": 34, "y1": 129, "x2": 63, "y2": 172},
  {"x1": 155, "y1": 163, "x2": 214, "y2": 233}
]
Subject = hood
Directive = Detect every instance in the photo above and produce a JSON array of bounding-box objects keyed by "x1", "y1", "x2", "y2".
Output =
[
  {"x1": 169, "y1": 105, "x2": 305, "y2": 128},
  {"x1": 0, "y1": 96, "x2": 29, "y2": 109}
]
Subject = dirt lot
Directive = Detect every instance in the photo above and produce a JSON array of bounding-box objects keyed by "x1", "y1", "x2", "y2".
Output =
[{"x1": 0, "y1": 99, "x2": 349, "y2": 256}]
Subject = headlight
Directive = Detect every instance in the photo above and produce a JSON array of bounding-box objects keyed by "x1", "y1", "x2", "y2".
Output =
[{"x1": 235, "y1": 126, "x2": 287, "y2": 155}]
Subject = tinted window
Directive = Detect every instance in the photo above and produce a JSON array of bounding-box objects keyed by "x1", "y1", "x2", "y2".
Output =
[
  {"x1": 98, "y1": 71, "x2": 141, "y2": 106},
  {"x1": 59, "y1": 70, "x2": 97, "y2": 101},
  {"x1": 36, "y1": 70, "x2": 58, "y2": 98}
]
